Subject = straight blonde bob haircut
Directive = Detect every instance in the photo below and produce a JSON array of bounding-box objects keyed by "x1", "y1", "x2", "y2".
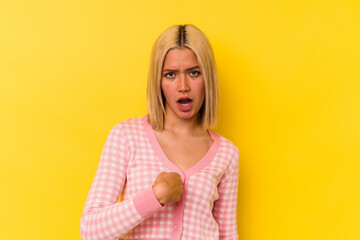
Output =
[{"x1": 147, "y1": 24, "x2": 219, "y2": 131}]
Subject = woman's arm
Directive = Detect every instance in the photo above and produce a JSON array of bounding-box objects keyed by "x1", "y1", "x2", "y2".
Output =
[
  {"x1": 80, "y1": 123, "x2": 163, "y2": 240},
  {"x1": 213, "y1": 147, "x2": 240, "y2": 240}
]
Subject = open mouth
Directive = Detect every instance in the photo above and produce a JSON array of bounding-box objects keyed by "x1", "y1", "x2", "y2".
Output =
[{"x1": 177, "y1": 98, "x2": 192, "y2": 106}]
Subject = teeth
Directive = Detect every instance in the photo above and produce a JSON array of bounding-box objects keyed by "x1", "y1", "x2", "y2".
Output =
[{"x1": 181, "y1": 103, "x2": 190, "y2": 106}]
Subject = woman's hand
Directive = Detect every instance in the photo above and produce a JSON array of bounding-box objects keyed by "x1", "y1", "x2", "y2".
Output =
[{"x1": 152, "y1": 172, "x2": 183, "y2": 205}]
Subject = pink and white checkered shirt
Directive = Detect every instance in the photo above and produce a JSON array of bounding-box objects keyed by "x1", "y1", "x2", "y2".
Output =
[{"x1": 80, "y1": 116, "x2": 239, "y2": 240}]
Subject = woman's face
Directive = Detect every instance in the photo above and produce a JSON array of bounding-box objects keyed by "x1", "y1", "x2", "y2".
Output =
[{"x1": 161, "y1": 48, "x2": 205, "y2": 122}]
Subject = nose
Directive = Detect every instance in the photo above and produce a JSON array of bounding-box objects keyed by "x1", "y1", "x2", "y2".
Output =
[{"x1": 178, "y1": 73, "x2": 190, "y2": 92}]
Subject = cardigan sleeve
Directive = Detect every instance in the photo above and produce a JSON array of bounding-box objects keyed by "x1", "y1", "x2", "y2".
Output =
[
  {"x1": 80, "y1": 123, "x2": 163, "y2": 240},
  {"x1": 213, "y1": 145, "x2": 239, "y2": 240}
]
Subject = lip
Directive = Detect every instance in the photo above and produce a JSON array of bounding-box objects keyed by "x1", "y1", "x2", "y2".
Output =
[
  {"x1": 177, "y1": 101, "x2": 192, "y2": 111},
  {"x1": 177, "y1": 97, "x2": 193, "y2": 112},
  {"x1": 177, "y1": 96, "x2": 193, "y2": 103}
]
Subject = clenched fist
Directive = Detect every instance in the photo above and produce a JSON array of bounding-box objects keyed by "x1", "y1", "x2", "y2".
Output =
[{"x1": 152, "y1": 172, "x2": 183, "y2": 205}]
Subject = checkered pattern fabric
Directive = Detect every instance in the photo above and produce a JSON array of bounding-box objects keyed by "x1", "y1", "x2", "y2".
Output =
[{"x1": 80, "y1": 116, "x2": 239, "y2": 240}]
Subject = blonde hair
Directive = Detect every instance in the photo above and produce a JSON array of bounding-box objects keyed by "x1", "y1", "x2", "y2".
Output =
[{"x1": 147, "y1": 24, "x2": 219, "y2": 131}]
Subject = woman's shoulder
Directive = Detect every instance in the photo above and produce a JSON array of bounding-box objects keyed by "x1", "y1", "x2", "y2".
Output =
[
  {"x1": 116, "y1": 115, "x2": 147, "y2": 127},
  {"x1": 210, "y1": 130, "x2": 239, "y2": 158},
  {"x1": 109, "y1": 115, "x2": 148, "y2": 134}
]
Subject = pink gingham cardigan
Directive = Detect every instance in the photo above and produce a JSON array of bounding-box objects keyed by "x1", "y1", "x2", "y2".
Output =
[{"x1": 80, "y1": 116, "x2": 239, "y2": 240}]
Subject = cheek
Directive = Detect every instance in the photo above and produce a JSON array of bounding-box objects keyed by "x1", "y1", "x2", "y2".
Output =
[
  {"x1": 195, "y1": 80, "x2": 205, "y2": 98},
  {"x1": 161, "y1": 81, "x2": 173, "y2": 99}
]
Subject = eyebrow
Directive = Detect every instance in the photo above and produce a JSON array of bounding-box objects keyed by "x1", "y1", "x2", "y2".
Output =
[{"x1": 162, "y1": 65, "x2": 200, "y2": 72}]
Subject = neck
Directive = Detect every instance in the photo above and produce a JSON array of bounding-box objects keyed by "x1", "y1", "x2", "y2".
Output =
[{"x1": 163, "y1": 110, "x2": 203, "y2": 136}]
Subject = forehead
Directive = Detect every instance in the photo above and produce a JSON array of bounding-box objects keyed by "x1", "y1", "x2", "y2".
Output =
[{"x1": 162, "y1": 48, "x2": 199, "y2": 69}]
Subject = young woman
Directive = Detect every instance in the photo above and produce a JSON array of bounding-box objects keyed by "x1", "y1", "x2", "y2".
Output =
[{"x1": 80, "y1": 24, "x2": 239, "y2": 240}]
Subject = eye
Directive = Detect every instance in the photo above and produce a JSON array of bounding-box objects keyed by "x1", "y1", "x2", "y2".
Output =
[
  {"x1": 190, "y1": 70, "x2": 201, "y2": 77},
  {"x1": 164, "y1": 72, "x2": 175, "y2": 78}
]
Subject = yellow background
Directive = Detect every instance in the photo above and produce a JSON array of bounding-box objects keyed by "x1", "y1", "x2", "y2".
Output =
[{"x1": 1, "y1": 0, "x2": 359, "y2": 239}]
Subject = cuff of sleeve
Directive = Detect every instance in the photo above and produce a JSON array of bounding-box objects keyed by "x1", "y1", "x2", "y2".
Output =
[{"x1": 133, "y1": 187, "x2": 164, "y2": 219}]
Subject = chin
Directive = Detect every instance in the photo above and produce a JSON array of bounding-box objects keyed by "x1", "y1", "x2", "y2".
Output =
[{"x1": 177, "y1": 112, "x2": 197, "y2": 120}]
